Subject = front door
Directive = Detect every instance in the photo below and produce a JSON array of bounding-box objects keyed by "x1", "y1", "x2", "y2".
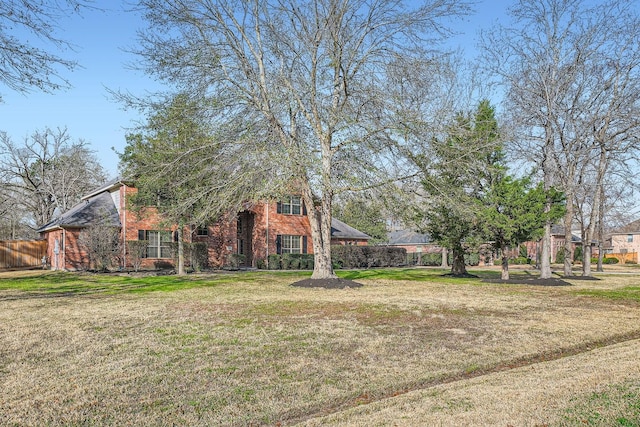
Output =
[{"x1": 237, "y1": 211, "x2": 254, "y2": 267}]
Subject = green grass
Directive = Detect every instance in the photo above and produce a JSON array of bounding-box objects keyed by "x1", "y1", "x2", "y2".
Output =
[
  {"x1": 0, "y1": 268, "x2": 506, "y2": 296},
  {"x1": 574, "y1": 286, "x2": 640, "y2": 303},
  {"x1": 559, "y1": 381, "x2": 640, "y2": 426},
  {"x1": 0, "y1": 271, "x2": 247, "y2": 295}
]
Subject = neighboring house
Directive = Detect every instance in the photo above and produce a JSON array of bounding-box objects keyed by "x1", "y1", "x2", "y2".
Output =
[
  {"x1": 386, "y1": 229, "x2": 441, "y2": 254},
  {"x1": 605, "y1": 219, "x2": 640, "y2": 263},
  {"x1": 37, "y1": 179, "x2": 370, "y2": 270}
]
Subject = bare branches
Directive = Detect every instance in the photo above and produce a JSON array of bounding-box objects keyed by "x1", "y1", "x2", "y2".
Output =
[
  {"x1": 0, "y1": 0, "x2": 95, "y2": 94},
  {"x1": 0, "y1": 127, "x2": 107, "y2": 229}
]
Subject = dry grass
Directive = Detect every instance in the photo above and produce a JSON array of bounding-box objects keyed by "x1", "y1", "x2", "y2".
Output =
[{"x1": 0, "y1": 268, "x2": 639, "y2": 426}]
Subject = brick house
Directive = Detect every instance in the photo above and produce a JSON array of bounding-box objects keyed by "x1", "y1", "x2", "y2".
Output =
[{"x1": 37, "y1": 180, "x2": 370, "y2": 270}]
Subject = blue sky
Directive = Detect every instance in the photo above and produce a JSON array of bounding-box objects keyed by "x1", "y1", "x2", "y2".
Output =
[{"x1": 0, "y1": 0, "x2": 511, "y2": 177}]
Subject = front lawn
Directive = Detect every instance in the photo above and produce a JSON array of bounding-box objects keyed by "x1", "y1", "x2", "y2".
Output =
[{"x1": 0, "y1": 268, "x2": 639, "y2": 425}]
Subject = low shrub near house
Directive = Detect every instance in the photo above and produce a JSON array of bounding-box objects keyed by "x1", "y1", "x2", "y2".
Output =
[
  {"x1": 603, "y1": 257, "x2": 620, "y2": 264},
  {"x1": 510, "y1": 256, "x2": 531, "y2": 265},
  {"x1": 189, "y1": 242, "x2": 209, "y2": 271},
  {"x1": 264, "y1": 254, "x2": 314, "y2": 270},
  {"x1": 332, "y1": 246, "x2": 406, "y2": 269},
  {"x1": 265, "y1": 247, "x2": 407, "y2": 270}
]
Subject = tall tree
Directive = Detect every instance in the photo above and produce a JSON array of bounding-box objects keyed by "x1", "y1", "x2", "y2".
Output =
[
  {"x1": 0, "y1": 128, "x2": 106, "y2": 229},
  {"x1": 130, "y1": 0, "x2": 472, "y2": 280},
  {"x1": 418, "y1": 100, "x2": 501, "y2": 276},
  {"x1": 0, "y1": 0, "x2": 93, "y2": 95},
  {"x1": 480, "y1": 0, "x2": 640, "y2": 278}
]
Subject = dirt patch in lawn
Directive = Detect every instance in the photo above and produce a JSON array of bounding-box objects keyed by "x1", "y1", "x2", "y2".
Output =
[{"x1": 291, "y1": 278, "x2": 363, "y2": 289}]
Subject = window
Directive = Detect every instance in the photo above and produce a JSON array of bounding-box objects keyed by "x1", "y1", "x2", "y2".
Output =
[
  {"x1": 195, "y1": 225, "x2": 209, "y2": 236},
  {"x1": 281, "y1": 235, "x2": 302, "y2": 254},
  {"x1": 278, "y1": 196, "x2": 302, "y2": 215},
  {"x1": 276, "y1": 234, "x2": 307, "y2": 254},
  {"x1": 628, "y1": 234, "x2": 634, "y2": 243},
  {"x1": 138, "y1": 230, "x2": 172, "y2": 258}
]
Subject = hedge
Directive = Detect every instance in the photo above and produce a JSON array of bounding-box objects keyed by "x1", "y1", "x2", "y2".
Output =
[
  {"x1": 332, "y1": 246, "x2": 406, "y2": 269},
  {"x1": 261, "y1": 246, "x2": 407, "y2": 270}
]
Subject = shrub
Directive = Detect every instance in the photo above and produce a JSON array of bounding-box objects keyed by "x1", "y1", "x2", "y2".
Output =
[
  {"x1": 126, "y1": 240, "x2": 148, "y2": 272},
  {"x1": 574, "y1": 245, "x2": 583, "y2": 262},
  {"x1": 227, "y1": 254, "x2": 245, "y2": 269},
  {"x1": 331, "y1": 245, "x2": 406, "y2": 269},
  {"x1": 555, "y1": 249, "x2": 565, "y2": 264},
  {"x1": 510, "y1": 257, "x2": 530, "y2": 265},
  {"x1": 188, "y1": 242, "x2": 208, "y2": 271},
  {"x1": 266, "y1": 254, "x2": 313, "y2": 270},
  {"x1": 603, "y1": 257, "x2": 619, "y2": 264},
  {"x1": 267, "y1": 254, "x2": 281, "y2": 270}
]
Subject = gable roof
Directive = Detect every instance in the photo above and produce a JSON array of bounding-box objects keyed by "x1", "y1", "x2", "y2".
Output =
[
  {"x1": 81, "y1": 177, "x2": 127, "y2": 201},
  {"x1": 37, "y1": 191, "x2": 121, "y2": 233},
  {"x1": 331, "y1": 218, "x2": 370, "y2": 240},
  {"x1": 387, "y1": 229, "x2": 432, "y2": 245}
]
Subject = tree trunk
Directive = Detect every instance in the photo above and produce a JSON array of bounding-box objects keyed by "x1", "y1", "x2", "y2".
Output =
[
  {"x1": 441, "y1": 246, "x2": 448, "y2": 269},
  {"x1": 539, "y1": 221, "x2": 553, "y2": 279},
  {"x1": 177, "y1": 227, "x2": 185, "y2": 276},
  {"x1": 450, "y1": 247, "x2": 467, "y2": 276},
  {"x1": 563, "y1": 199, "x2": 574, "y2": 276},
  {"x1": 303, "y1": 184, "x2": 337, "y2": 280},
  {"x1": 501, "y1": 246, "x2": 509, "y2": 280},
  {"x1": 582, "y1": 242, "x2": 592, "y2": 277}
]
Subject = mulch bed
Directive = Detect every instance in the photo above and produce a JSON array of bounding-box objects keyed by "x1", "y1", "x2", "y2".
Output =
[{"x1": 291, "y1": 278, "x2": 363, "y2": 289}]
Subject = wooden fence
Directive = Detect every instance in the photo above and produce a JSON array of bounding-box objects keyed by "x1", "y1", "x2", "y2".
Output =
[
  {"x1": 0, "y1": 240, "x2": 48, "y2": 269},
  {"x1": 607, "y1": 252, "x2": 638, "y2": 264}
]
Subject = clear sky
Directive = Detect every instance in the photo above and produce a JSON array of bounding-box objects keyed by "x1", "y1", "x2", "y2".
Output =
[{"x1": 0, "y1": 0, "x2": 511, "y2": 178}]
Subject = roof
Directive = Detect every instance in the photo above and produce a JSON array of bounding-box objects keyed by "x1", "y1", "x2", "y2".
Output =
[
  {"x1": 81, "y1": 177, "x2": 132, "y2": 201},
  {"x1": 37, "y1": 191, "x2": 121, "y2": 233},
  {"x1": 550, "y1": 225, "x2": 582, "y2": 242},
  {"x1": 387, "y1": 229, "x2": 432, "y2": 245},
  {"x1": 331, "y1": 218, "x2": 370, "y2": 240}
]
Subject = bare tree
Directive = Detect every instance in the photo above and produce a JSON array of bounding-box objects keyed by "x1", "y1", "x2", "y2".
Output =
[
  {"x1": 78, "y1": 217, "x2": 122, "y2": 271},
  {"x1": 129, "y1": 0, "x2": 472, "y2": 280},
  {"x1": 0, "y1": 0, "x2": 94, "y2": 95},
  {"x1": 480, "y1": 0, "x2": 640, "y2": 278},
  {"x1": 0, "y1": 128, "x2": 107, "y2": 229}
]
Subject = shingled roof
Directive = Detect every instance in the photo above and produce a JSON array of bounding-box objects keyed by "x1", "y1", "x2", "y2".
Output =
[
  {"x1": 386, "y1": 229, "x2": 432, "y2": 245},
  {"x1": 330, "y1": 218, "x2": 370, "y2": 240},
  {"x1": 37, "y1": 191, "x2": 121, "y2": 233}
]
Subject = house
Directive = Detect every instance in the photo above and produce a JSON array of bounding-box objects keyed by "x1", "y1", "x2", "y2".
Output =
[
  {"x1": 37, "y1": 179, "x2": 370, "y2": 270},
  {"x1": 604, "y1": 219, "x2": 640, "y2": 263}
]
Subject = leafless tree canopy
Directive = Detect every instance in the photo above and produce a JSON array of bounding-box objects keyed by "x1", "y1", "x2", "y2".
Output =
[
  {"x1": 0, "y1": 0, "x2": 94, "y2": 95},
  {"x1": 480, "y1": 0, "x2": 640, "y2": 277},
  {"x1": 0, "y1": 128, "x2": 107, "y2": 233},
  {"x1": 130, "y1": 0, "x2": 471, "y2": 279}
]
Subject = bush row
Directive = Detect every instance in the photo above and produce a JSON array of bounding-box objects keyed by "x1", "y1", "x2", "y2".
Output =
[{"x1": 263, "y1": 246, "x2": 407, "y2": 270}]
